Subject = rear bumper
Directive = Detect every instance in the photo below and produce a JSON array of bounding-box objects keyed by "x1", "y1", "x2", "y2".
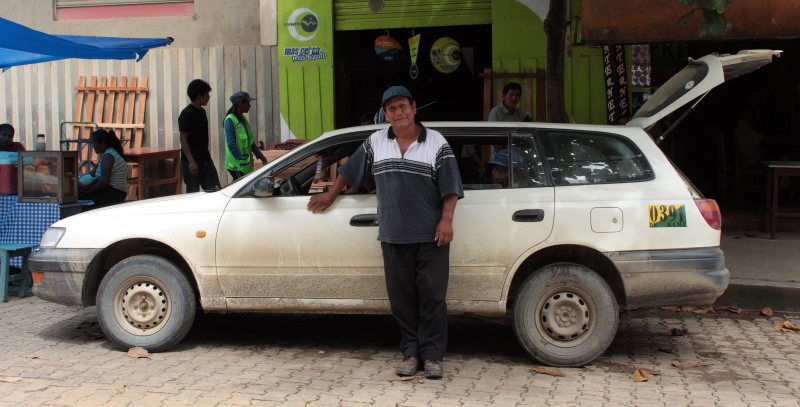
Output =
[
  {"x1": 29, "y1": 247, "x2": 101, "y2": 306},
  {"x1": 605, "y1": 247, "x2": 729, "y2": 308}
]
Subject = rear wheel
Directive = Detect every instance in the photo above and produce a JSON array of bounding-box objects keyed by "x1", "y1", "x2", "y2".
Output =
[
  {"x1": 512, "y1": 263, "x2": 618, "y2": 367},
  {"x1": 97, "y1": 255, "x2": 196, "y2": 352}
]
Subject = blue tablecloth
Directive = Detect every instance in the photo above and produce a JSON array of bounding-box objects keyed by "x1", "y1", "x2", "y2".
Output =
[{"x1": 0, "y1": 195, "x2": 93, "y2": 266}]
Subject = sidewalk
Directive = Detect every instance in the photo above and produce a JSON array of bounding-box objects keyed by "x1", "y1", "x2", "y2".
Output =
[{"x1": 715, "y1": 229, "x2": 800, "y2": 311}]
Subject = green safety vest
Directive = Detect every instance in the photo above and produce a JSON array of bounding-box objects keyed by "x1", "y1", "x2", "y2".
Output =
[{"x1": 224, "y1": 113, "x2": 254, "y2": 173}]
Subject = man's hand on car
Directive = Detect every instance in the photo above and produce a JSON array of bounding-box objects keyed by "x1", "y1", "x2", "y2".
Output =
[{"x1": 307, "y1": 191, "x2": 336, "y2": 213}]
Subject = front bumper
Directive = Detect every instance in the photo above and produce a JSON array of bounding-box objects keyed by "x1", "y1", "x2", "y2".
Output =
[
  {"x1": 605, "y1": 247, "x2": 729, "y2": 308},
  {"x1": 29, "y1": 247, "x2": 102, "y2": 306}
]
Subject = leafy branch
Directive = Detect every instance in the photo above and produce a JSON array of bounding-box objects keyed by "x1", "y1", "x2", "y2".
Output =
[{"x1": 676, "y1": 0, "x2": 733, "y2": 37}]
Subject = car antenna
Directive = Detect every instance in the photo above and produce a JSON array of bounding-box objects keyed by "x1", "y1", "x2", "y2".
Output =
[
  {"x1": 655, "y1": 91, "x2": 710, "y2": 145},
  {"x1": 416, "y1": 100, "x2": 437, "y2": 111}
]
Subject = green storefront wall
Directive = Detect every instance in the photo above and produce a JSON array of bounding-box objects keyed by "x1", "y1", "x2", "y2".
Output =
[
  {"x1": 277, "y1": 0, "x2": 609, "y2": 140},
  {"x1": 491, "y1": 0, "x2": 607, "y2": 124}
]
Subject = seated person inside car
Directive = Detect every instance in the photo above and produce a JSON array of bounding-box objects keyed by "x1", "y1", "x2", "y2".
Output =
[{"x1": 488, "y1": 148, "x2": 530, "y2": 188}]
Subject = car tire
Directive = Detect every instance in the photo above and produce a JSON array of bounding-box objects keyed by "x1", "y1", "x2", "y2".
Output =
[
  {"x1": 96, "y1": 254, "x2": 196, "y2": 352},
  {"x1": 512, "y1": 262, "x2": 618, "y2": 367}
]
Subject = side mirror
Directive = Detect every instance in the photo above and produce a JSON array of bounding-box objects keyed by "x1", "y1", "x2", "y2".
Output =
[{"x1": 253, "y1": 176, "x2": 275, "y2": 197}]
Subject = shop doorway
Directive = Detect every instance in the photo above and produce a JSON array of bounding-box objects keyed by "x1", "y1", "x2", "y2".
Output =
[{"x1": 334, "y1": 25, "x2": 492, "y2": 127}]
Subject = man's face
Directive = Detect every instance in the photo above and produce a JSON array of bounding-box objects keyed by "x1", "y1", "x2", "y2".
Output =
[
  {"x1": 0, "y1": 130, "x2": 13, "y2": 149},
  {"x1": 199, "y1": 92, "x2": 211, "y2": 107},
  {"x1": 384, "y1": 97, "x2": 417, "y2": 130},
  {"x1": 503, "y1": 89, "x2": 522, "y2": 110},
  {"x1": 491, "y1": 165, "x2": 509, "y2": 187}
]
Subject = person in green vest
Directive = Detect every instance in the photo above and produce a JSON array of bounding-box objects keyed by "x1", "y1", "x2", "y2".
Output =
[{"x1": 224, "y1": 91, "x2": 267, "y2": 180}]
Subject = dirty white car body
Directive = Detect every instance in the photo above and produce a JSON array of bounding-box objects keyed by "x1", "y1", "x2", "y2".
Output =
[{"x1": 30, "y1": 50, "x2": 779, "y2": 367}]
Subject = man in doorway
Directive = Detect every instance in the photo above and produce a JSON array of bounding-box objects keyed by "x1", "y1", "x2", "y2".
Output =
[
  {"x1": 488, "y1": 82, "x2": 532, "y2": 122},
  {"x1": 179, "y1": 79, "x2": 221, "y2": 192},
  {"x1": 307, "y1": 86, "x2": 463, "y2": 379}
]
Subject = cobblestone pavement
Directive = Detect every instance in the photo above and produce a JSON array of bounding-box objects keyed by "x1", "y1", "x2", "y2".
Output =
[{"x1": 1, "y1": 297, "x2": 798, "y2": 407}]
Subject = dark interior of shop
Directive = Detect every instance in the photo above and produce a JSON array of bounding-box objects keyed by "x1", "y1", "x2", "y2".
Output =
[
  {"x1": 333, "y1": 25, "x2": 492, "y2": 128},
  {"x1": 649, "y1": 40, "x2": 800, "y2": 217}
]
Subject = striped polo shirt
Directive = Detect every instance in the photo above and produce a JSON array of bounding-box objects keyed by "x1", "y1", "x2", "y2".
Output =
[{"x1": 339, "y1": 125, "x2": 464, "y2": 244}]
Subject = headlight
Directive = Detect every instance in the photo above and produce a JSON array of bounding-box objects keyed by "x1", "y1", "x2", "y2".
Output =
[{"x1": 39, "y1": 227, "x2": 66, "y2": 248}]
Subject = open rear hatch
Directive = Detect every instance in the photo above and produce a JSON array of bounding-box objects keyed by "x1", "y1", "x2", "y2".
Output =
[{"x1": 627, "y1": 50, "x2": 782, "y2": 132}]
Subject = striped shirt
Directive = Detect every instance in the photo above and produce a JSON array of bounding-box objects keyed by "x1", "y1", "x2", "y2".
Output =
[
  {"x1": 339, "y1": 125, "x2": 464, "y2": 244},
  {"x1": 97, "y1": 148, "x2": 129, "y2": 193}
]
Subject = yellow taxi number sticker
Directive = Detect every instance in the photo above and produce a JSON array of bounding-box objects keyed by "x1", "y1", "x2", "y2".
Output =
[{"x1": 648, "y1": 204, "x2": 687, "y2": 228}]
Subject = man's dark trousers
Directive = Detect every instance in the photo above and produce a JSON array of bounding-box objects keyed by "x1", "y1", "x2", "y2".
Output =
[{"x1": 381, "y1": 242, "x2": 450, "y2": 362}]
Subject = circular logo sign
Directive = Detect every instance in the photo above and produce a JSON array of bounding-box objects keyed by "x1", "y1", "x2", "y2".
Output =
[
  {"x1": 430, "y1": 37, "x2": 462, "y2": 74},
  {"x1": 287, "y1": 8, "x2": 319, "y2": 42},
  {"x1": 374, "y1": 35, "x2": 402, "y2": 63}
]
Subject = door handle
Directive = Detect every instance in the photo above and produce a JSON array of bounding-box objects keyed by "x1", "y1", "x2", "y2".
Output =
[
  {"x1": 350, "y1": 214, "x2": 379, "y2": 227},
  {"x1": 513, "y1": 209, "x2": 545, "y2": 222}
]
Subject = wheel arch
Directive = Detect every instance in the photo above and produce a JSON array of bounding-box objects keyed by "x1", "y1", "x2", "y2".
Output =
[
  {"x1": 81, "y1": 238, "x2": 198, "y2": 306},
  {"x1": 505, "y1": 244, "x2": 626, "y2": 312}
]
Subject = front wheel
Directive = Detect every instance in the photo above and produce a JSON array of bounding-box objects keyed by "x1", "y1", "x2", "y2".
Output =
[
  {"x1": 512, "y1": 263, "x2": 618, "y2": 367},
  {"x1": 97, "y1": 254, "x2": 196, "y2": 352}
]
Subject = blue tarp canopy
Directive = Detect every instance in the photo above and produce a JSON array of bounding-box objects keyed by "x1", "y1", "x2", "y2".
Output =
[{"x1": 0, "y1": 17, "x2": 173, "y2": 69}]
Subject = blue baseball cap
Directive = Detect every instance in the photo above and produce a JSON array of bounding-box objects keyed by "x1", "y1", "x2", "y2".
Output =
[
  {"x1": 489, "y1": 149, "x2": 523, "y2": 167},
  {"x1": 381, "y1": 86, "x2": 414, "y2": 107},
  {"x1": 230, "y1": 91, "x2": 254, "y2": 104}
]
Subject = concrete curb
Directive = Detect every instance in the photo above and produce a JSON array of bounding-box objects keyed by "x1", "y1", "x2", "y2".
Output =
[{"x1": 714, "y1": 278, "x2": 800, "y2": 311}]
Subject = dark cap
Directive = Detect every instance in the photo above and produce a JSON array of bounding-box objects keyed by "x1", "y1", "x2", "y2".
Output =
[
  {"x1": 230, "y1": 91, "x2": 254, "y2": 104},
  {"x1": 488, "y1": 149, "x2": 523, "y2": 168},
  {"x1": 381, "y1": 86, "x2": 413, "y2": 107}
]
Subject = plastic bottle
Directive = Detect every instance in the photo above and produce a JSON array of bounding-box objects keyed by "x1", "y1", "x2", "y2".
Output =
[{"x1": 35, "y1": 134, "x2": 46, "y2": 151}]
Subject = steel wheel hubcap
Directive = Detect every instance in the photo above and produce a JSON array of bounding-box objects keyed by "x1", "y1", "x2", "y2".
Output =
[
  {"x1": 114, "y1": 277, "x2": 170, "y2": 336},
  {"x1": 537, "y1": 290, "x2": 593, "y2": 346}
]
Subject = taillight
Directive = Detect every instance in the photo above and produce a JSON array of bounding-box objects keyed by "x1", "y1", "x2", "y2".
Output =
[{"x1": 694, "y1": 199, "x2": 721, "y2": 230}]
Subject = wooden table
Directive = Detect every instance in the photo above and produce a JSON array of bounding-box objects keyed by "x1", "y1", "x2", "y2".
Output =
[
  {"x1": 124, "y1": 147, "x2": 181, "y2": 201},
  {"x1": 764, "y1": 161, "x2": 800, "y2": 239}
]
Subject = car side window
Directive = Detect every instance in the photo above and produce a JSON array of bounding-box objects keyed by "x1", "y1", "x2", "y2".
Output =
[
  {"x1": 444, "y1": 133, "x2": 548, "y2": 190},
  {"x1": 510, "y1": 133, "x2": 548, "y2": 188},
  {"x1": 541, "y1": 131, "x2": 654, "y2": 185},
  {"x1": 270, "y1": 140, "x2": 366, "y2": 196},
  {"x1": 445, "y1": 135, "x2": 507, "y2": 190}
]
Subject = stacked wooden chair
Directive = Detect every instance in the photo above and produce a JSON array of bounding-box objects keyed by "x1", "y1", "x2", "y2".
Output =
[{"x1": 62, "y1": 76, "x2": 149, "y2": 199}]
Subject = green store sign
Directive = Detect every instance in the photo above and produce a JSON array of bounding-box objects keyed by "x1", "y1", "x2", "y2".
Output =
[{"x1": 278, "y1": 0, "x2": 335, "y2": 140}]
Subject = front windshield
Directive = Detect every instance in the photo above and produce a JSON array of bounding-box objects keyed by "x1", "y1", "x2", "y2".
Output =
[{"x1": 633, "y1": 61, "x2": 709, "y2": 118}]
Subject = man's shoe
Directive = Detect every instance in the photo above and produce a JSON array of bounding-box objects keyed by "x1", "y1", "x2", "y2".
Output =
[
  {"x1": 424, "y1": 360, "x2": 443, "y2": 379},
  {"x1": 396, "y1": 356, "x2": 418, "y2": 376}
]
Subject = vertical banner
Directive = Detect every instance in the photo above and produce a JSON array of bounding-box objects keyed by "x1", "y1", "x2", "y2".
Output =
[
  {"x1": 602, "y1": 45, "x2": 629, "y2": 124},
  {"x1": 278, "y1": 0, "x2": 334, "y2": 139}
]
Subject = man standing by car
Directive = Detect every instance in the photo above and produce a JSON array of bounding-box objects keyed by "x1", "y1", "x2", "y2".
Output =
[
  {"x1": 179, "y1": 79, "x2": 221, "y2": 192},
  {"x1": 307, "y1": 86, "x2": 463, "y2": 379},
  {"x1": 488, "y1": 82, "x2": 532, "y2": 122}
]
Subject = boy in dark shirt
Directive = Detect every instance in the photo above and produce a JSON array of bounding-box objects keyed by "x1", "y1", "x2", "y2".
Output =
[
  {"x1": 179, "y1": 79, "x2": 220, "y2": 192},
  {"x1": 0, "y1": 123, "x2": 25, "y2": 152}
]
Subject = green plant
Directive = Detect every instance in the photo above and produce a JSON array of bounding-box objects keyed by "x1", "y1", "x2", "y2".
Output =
[{"x1": 676, "y1": 0, "x2": 733, "y2": 36}]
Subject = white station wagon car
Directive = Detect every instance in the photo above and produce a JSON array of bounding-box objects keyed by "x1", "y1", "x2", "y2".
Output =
[{"x1": 30, "y1": 50, "x2": 780, "y2": 367}]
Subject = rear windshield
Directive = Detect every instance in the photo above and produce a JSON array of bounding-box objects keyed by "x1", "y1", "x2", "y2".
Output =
[
  {"x1": 540, "y1": 131, "x2": 654, "y2": 185},
  {"x1": 633, "y1": 61, "x2": 709, "y2": 118}
]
